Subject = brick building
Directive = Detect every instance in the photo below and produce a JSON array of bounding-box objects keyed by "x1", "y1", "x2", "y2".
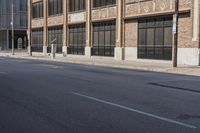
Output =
[{"x1": 29, "y1": 0, "x2": 200, "y2": 66}]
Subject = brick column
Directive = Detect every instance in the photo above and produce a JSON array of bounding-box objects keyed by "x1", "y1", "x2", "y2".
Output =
[
  {"x1": 85, "y1": 0, "x2": 91, "y2": 58},
  {"x1": 192, "y1": 0, "x2": 199, "y2": 42},
  {"x1": 62, "y1": 0, "x2": 67, "y2": 56},
  {"x1": 193, "y1": 0, "x2": 200, "y2": 65},
  {"x1": 115, "y1": 0, "x2": 124, "y2": 60},
  {"x1": 43, "y1": 0, "x2": 48, "y2": 55}
]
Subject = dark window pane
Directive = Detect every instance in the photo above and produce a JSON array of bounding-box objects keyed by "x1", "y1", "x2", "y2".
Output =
[
  {"x1": 32, "y1": 28, "x2": 43, "y2": 52},
  {"x1": 99, "y1": 31, "x2": 104, "y2": 46},
  {"x1": 68, "y1": 24, "x2": 86, "y2": 55},
  {"x1": 105, "y1": 31, "x2": 110, "y2": 46},
  {"x1": 164, "y1": 27, "x2": 172, "y2": 46},
  {"x1": 146, "y1": 28, "x2": 154, "y2": 58},
  {"x1": 69, "y1": 0, "x2": 85, "y2": 12},
  {"x1": 138, "y1": 29, "x2": 146, "y2": 46},
  {"x1": 139, "y1": 19, "x2": 146, "y2": 28},
  {"x1": 147, "y1": 28, "x2": 154, "y2": 46},
  {"x1": 48, "y1": 0, "x2": 63, "y2": 16},
  {"x1": 92, "y1": 21, "x2": 115, "y2": 57},
  {"x1": 155, "y1": 28, "x2": 164, "y2": 46},
  {"x1": 32, "y1": 1, "x2": 43, "y2": 19},
  {"x1": 93, "y1": 0, "x2": 116, "y2": 8},
  {"x1": 111, "y1": 30, "x2": 116, "y2": 46},
  {"x1": 93, "y1": 32, "x2": 99, "y2": 46},
  {"x1": 48, "y1": 26, "x2": 63, "y2": 53},
  {"x1": 138, "y1": 16, "x2": 172, "y2": 60},
  {"x1": 147, "y1": 18, "x2": 155, "y2": 28},
  {"x1": 155, "y1": 27, "x2": 164, "y2": 58}
]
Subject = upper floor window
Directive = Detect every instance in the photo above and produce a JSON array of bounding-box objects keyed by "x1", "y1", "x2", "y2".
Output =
[
  {"x1": 32, "y1": 1, "x2": 43, "y2": 19},
  {"x1": 48, "y1": 0, "x2": 63, "y2": 16},
  {"x1": 69, "y1": 0, "x2": 85, "y2": 12},
  {"x1": 93, "y1": 0, "x2": 116, "y2": 8}
]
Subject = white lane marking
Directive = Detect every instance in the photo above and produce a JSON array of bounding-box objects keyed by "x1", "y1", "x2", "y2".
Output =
[
  {"x1": 16, "y1": 60, "x2": 29, "y2": 63},
  {"x1": 35, "y1": 64, "x2": 62, "y2": 69},
  {"x1": 72, "y1": 92, "x2": 197, "y2": 129}
]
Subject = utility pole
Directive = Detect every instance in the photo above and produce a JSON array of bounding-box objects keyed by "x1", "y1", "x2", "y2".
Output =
[
  {"x1": 172, "y1": 0, "x2": 179, "y2": 67},
  {"x1": 11, "y1": 0, "x2": 14, "y2": 55},
  {"x1": 28, "y1": 0, "x2": 32, "y2": 56}
]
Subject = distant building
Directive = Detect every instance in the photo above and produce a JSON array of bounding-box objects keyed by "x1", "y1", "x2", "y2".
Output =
[
  {"x1": 0, "y1": 0, "x2": 28, "y2": 51},
  {"x1": 29, "y1": 0, "x2": 200, "y2": 66}
]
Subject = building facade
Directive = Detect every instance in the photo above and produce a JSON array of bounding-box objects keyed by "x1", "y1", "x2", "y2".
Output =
[
  {"x1": 0, "y1": 0, "x2": 28, "y2": 51},
  {"x1": 29, "y1": 0, "x2": 200, "y2": 66}
]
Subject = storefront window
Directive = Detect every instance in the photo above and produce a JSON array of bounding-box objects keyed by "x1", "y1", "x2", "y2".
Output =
[{"x1": 138, "y1": 16, "x2": 173, "y2": 60}]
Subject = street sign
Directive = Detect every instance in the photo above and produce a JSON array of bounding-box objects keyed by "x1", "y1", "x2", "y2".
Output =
[
  {"x1": 173, "y1": 23, "x2": 177, "y2": 34},
  {"x1": 173, "y1": 14, "x2": 177, "y2": 34}
]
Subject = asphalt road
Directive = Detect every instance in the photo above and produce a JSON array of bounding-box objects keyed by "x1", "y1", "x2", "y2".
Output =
[{"x1": 0, "y1": 57, "x2": 200, "y2": 133}]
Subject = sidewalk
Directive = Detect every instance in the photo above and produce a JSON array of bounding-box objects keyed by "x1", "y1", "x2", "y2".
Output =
[{"x1": 0, "y1": 52, "x2": 200, "y2": 76}]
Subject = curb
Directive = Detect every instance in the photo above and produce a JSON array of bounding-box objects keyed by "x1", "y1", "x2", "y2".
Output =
[{"x1": 0, "y1": 54, "x2": 200, "y2": 77}]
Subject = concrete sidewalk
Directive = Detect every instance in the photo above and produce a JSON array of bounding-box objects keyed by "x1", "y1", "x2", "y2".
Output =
[{"x1": 0, "y1": 52, "x2": 200, "y2": 76}]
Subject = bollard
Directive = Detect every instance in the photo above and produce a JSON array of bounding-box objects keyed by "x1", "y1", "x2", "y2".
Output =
[{"x1": 51, "y1": 43, "x2": 56, "y2": 59}]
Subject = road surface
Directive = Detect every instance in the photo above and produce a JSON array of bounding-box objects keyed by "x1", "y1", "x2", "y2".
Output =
[{"x1": 0, "y1": 57, "x2": 200, "y2": 133}]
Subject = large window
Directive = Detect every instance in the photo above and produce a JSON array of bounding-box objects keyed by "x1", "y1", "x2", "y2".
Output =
[
  {"x1": 0, "y1": 0, "x2": 27, "y2": 29},
  {"x1": 48, "y1": 0, "x2": 63, "y2": 16},
  {"x1": 48, "y1": 26, "x2": 63, "y2": 53},
  {"x1": 92, "y1": 21, "x2": 116, "y2": 57},
  {"x1": 0, "y1": 31, "x2": 7, "y2": 50},
  {"x1": 69, "y1": 0, "x2": 85, "y2": 12},
  {"x1": 138, "y1": 16, "x2": 173, "y2": 60},
  {"x1": 32, "y1": 1, "x2": 43, "y2": 19},
  {"x1": 68, "y1": 24, "x2": 86, "y2": 55},
  {"x1": 32, "y1": 28, "x2": 43, "y2": 52},
  {"x1": 93, "y1": 0, "x2": 116, "y2": 8}
]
